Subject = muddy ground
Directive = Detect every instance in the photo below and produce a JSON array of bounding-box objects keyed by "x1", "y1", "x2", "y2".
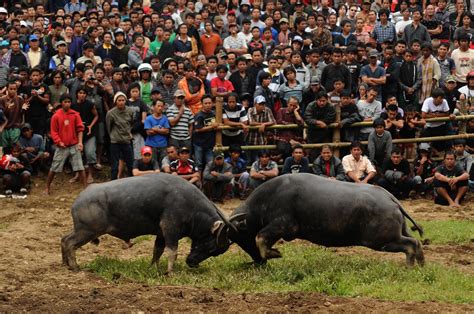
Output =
[{"x1": 0, "y1": 175, "x2": 473, "y2": 312}]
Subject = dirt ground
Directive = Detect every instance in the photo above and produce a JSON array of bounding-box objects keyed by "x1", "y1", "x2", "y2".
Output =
[{"x1": 0, "y1": 175, "x2": 473, "y2": 312}]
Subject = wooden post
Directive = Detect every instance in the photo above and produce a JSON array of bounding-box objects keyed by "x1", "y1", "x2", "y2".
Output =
[
  {"x1": 332, "y1": 103, "x2": 341, "y2": 157},
  {"x1": 215, "y1": 97, "x2": 223, "y2": 149}
]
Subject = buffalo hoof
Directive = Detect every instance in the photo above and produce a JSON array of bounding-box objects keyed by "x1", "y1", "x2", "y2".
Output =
[
  {"x1": 267, "y1": 248, "x2": 282, "y2": 259},
  {"x1": 68, "y1": 265, "x2": 80, "y2": 272}
]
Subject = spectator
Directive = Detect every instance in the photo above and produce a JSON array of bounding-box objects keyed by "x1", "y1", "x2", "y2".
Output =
[
  {"x1": 1, "y1": 38, "x2": 30, "y2": 68},
  {"x1": 356, "y1": 87, "x2": 382, "y2": 141},
  {"x1": 193, "y1": 95, "x2": 218, "y2": 170},
  {"x1": 360, "y1": 50, "x2": 386, "y2": 101},
  {"x1": 178, "y1": 64, "x2": 205, "y2": 115},
  {"x1": 436, "y1": 43, "x2": 456, "y2": 88},
  {"x1": 126, "y1": 82, "x2": 148, "y2": 160},
  {"x1": 377, "y1": 147, "x2": 416, "y2": 199},
  {"x1": 137, "y1": 63, "x2": 155, "y2": 109},
  {"x1": 201, "y1": 21, "x2": 223, "y2": 57},
  {"x1": 417, "y1": 43, "x2": 441, "y2": 105},
  {"x1": 170, "y1": 146, "x2": 201, "y2": 186},
  {"x1": 203, "y1": 151, "x2": 233, "y2": 203},
  {"x1": 18, "y1": 123, "x2": 49, "y2": 174},
  {"x1": 399, "y1": 49, "x2": 421, "y2": 110},
  {"x1": 339, "y1": 90, "x2": 362, "y2": 144},
  {"x1": 210, "y1": 64, "x2": 235, "y2": 98},
  {"x1": 312, "y1": 144, "x2": 346, "y2": 181},
  {"x1": 156, "y1": 69, "x2": 179, "y2": 109},
  {"x1": 247, "y1": 95, "x2": 276, "y2": 161},
  {"x1": 229, "y1": 56, "x2": 256, "y2": 97},
  {"x1": 381, "y1": 103, "x2": 404, "y2": 139},
  {"x1": 132, "y1": 146, "x2": 160, "y2": 176},
  {"x1": 334, "y1": 20, "x2": 357, "y2": 49},
  {"x1": 342, "y1": 141, "x2": 377, "y2": 184},
  {"x1": 368, "y1": 118, "x2": 393, "y2": 167},
  {"x1": 144, "y1": 99, "x2": 170, "y2": 166},
  {"x1": 275, "y1": 96, "x2": 305, "y2": 154},
  {"x1": 402, "y1": 9, "x2": 431, "y2": 46},
  {"x1": 413, "y1": 143, "x2": 436, "y2": 196},
  {"x1": 320, "y1": 48, "x2": 351, "y2": 92},
  {"x1": 106, "y1": 92, "x2": 134, "y2": 180},
  {"x1": 222, "y1": 93, "x2": 248, "y2": 147},
  {"x1": 0, "y1": 81, "x2": 24, "y2": 153},
  {"x1": 128, "y1": 34, "x2": 153, "y2": 67},
  {"x1": 166, "y1": 89, "x2": 195, "y2": 149},
  {"x1": 281, "y1": 144, "x2": 310, "y2": 174},
  {"x1": 46, "y1": 94, "x2": 86, "y2": 194},
  {"x1": 0, "y1": 148, "x2": 32, "y2": 195},
  {"x1": 254, "y1": 71, "x2": 276, "y2": 113},
  {"x1": 453, "y1": 139, "x2": 472, "y2": 174},
  {"x1": 25, "y1": 68, "x2": 51, "y2": 137},
  {"x1": 249, "y1": 150, "x2": 279, "y2": 189},
  {"x1": 161, "y1": 145, "x2": 179, "y2": 173},
  {"x1": 304, "y1": 92, "x2": 336, "y2": 146},
  {"x1": 225, "y1": 144, "x2": 250, "y2": 199},
  {"x1": 421, "y1": 88, "x2": 455, "y2": 154},
  {"x1": 434, "y1": 151, "x2": 469, "y2": 207}
]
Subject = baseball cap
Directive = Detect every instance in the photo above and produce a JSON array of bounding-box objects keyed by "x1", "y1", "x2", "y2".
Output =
[
  {"x1": 20, "y1": 20, "x2": 27, "y2": 27},
  {"x1": 114, "y1": 27, "x2": 125, "y2": 35},
  {"x1": 55, "y1": 40, "x2": 67, "y2": 48},
  {"x1": 295, "y1": 0, "x2": 303, "y2": 5},
  {"x1": 21, "y1": 123, "x2": 32, "y2": 131},
  {"x1": 466, "y1": 71, "x2": 474, "y2": 80},
  {"x1": 214, "y1": 16, "x2": 223, "y2": 23},
  {"x1": 418, "y1": 143, "x2": 430, "y2": 151},
  {"x1": 213, "y1": 151, "x2": 224, "y2": 159},
  {"x1": 242, "y1": 53, "x2": 252, "y2": 61},
  {"x1": 446, "y1": 75, "x2": 457, "y2": 83},
  {"x1": 310, "y1": 76, "x2": 320, "y2": 85},
  {"x1": 254, "y1": 95, "x2": 266, "y2": 104},
  {"x1": 0, "y1": 7, "x2": 7, "y2": 14},
  {"x1": 228, "y1": 10, "x2": 236, "y2": 15},
  {"x1": 280, "y1": 18, "x2": 289, "y2": 24},
  {"x1": 293, "y1": 35, "x2": 303, "y2": 43},
  {"x1": 174, "y1": 89, "x2": 186, "y2": 97},
  {"x1": 363, "y1": 0, "x2": 371, "y2": 4},
  {"x1": 29, "y1": 34, "x2": 39, "y2": 41},
  {"x1": 151, "y1": 86, "x2": 161, "y2": 94},
  {"x1": 141, "y1": 146, "x2": 153, "y2": 156},
  {"x1": 179, "y1": 146, "x2": 191, "y2": 153},
  {"x1": 119, "y1": 63, "x2": 130, "y2": 69},
  {"x1": 368, "y1": 49, "x2": 379, "y2": 57}
]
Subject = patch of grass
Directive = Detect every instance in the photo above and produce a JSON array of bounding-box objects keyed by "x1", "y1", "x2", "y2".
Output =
[
  {"x1": 0, "y1": 223, "x2": 8, "y2": 230},
  {"x1": 86, "y1": 244, "x2": 474, "y2": 304},
  {"x1": 132, "y1": 235, "x2": 153, "y2": 245},
  {"x1": 417, "y1": 220, "x2": 474, "y2": 245}
]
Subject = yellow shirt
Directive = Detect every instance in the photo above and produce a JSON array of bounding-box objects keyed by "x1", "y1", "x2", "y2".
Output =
[{"x1": 342, "y1": 154, "x2": 376, "y2": 178}]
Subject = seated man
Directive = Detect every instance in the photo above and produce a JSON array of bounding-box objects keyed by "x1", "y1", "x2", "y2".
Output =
[
  {"x1": 203, "y1": 151, "x2": 233, "y2": 203},
  {"x1": 132, "y1": 146, "x2": 160, "y2": 176},
  {"x1": 377, "y1": 148, "x2": 416, "y2": 199},
  {"x1": 18, "y1": 123, "x2": 50, "y2": 174},
  {"x1": 282, "y1": 144, "x2": 310, "y2": 174},
  {"x1": 170, "y1": 146, "x2": 201, "y2": 186},
  {"x1": 342, "y1": 141, "x2": 377, "y2": 184},
  {"x1": 224, "y1": 144, "x2": 249, "y2": 199},
  {"x1": 249, "y1": 150, "x2": 279, "y2": 189},
  {"x1": 312, "y1": 145, "x2": 346, "y2": 181},
  {"x1": 0, "y1": 147, "x2": 32, "y2": 195},
  {"x1": 161, "y1": 145, "x2": 179, "y2": 173},
  {"x1": 434, "y1": 151, "x2": 469, "y2": 207}
]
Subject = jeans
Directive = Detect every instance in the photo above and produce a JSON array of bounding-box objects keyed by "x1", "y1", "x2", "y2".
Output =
[
  {"x1": 110, "y1": 143, "x2": 134, "y2": 180},
  {"x1": 84, "y1": 136, "x2": 97, "y2": 165},
  {"x1": 193, "y1": 144, "x2": 213, "y2": 170}
]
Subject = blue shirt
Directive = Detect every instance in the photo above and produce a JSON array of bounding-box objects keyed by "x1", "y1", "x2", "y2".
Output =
[
  {"x1": 144, "y1": 115, "x2": 170, "y2": 148},
  {"x1": 360, "y1": 64, "x2": 386, "y2": 99}
]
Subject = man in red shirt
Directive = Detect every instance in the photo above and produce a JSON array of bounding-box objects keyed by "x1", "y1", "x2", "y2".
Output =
[
  {"x1": 210, "y1": 65, "x2": 234, "y2": 98},
  {"x1": 46, "y1": 94, "x2": 86, "y2": 194},
  {"x1": 169, "y1": 146, "x2": 201, "y2": 186}
]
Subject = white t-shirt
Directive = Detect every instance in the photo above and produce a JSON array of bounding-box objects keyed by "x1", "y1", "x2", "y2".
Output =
[
  {"x1": 458, "y1": 85, "x2": 474, "y2": 98},
  {"x1": 421, "y1": 97, "x2": 450, "y2": 128}
]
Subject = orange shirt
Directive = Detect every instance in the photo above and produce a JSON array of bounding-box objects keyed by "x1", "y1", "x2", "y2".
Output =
[{"x1": 200, "y1": 33, "x2": 223, "y2": 57}]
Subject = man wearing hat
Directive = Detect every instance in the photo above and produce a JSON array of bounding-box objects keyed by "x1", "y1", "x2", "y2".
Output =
[
  {"x1": 49, "y1": 40, "x2": 74, "y2": 73},
  {"x1": 247, "y1": 95, "x2": 276, "y2": 161},
  {"x1": 19, "y1": 123, "x2": 50, "y2": 173},
  {"x1": 360, "y1": 49, "x2": 386, "y2": 100},
  {"x1": 132, "y1": 146, "x2": 160, "y2": 176},
  {"x1": 203, "y1": 151, "x2": 233, "y2": 203},
  {"x1": 443, "y1": 75, "x2": 460, "y2": 113},
  {"x1": 169, "y1": 146, "x2": 201, "y2": 186},
  {"x1": 166, "y1": 89, "x2": 195, "y2": 150},
  {"x1": 26, "y1": 34, "x2": 48, "y2": 71}
]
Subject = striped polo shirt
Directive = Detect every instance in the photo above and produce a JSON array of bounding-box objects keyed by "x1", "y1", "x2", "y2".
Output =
[{"x1": 166, "y1": 104, "x2": 195, "y2": 140}]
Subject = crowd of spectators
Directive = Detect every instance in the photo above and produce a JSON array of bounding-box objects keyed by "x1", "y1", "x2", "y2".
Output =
[{"x1": 0, "y1": 0, "x2": 473, "y2": 206}]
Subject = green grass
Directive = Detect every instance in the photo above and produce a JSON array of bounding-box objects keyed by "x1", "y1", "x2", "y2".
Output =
[
  {"x1": 86, "y1": 243, "x2": 474, "y2": 304},
  {"x1": 417, "y1": 220, "x2": 474, "y2": 245},
  {"x1": 0, "y1": 223, "x2": 8, "y2": 230}
]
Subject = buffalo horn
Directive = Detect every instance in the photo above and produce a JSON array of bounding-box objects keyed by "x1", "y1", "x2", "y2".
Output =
[{"x1": 212, "y1": 202, "x2": 238, "y2": 232}]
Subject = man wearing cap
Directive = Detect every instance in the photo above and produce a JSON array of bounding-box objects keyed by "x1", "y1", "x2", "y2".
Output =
[
  {"x1": 19, "y1": 123, "x2": 49, "y2": 173},
  {"x1": 169, "y1": 146, "x2": 201, "y2": 186},
  {"x1": 203, "y1": 151, "x2": 233, "y2": 203},
  {"x1": 132, "y1": 146, "x2": 160, "y2": 176},
  {"x1": 49, "y1": 40, "x2": 74, "y2": 73},
  {"x1": 113, "y1": 28, "x2": 130, "y2": 66},
  {"x1": 360, "y1": 49, "x2": 386, "y2": 100},
  {"x1": 247, "y1": 95, "x2": 276, "y2": 160},
  {"x1": 443, "y1": 75, "x2": 461, "y2": 113},
  {"x1": 26, "y1": 34, "x2": 48, "y2": 71},
  {"x1": 166, "y1": 89, "x2": 195, "y2": 150}
]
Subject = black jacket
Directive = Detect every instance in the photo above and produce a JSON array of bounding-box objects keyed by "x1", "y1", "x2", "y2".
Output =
[{"x1": 229, "y1": 70, "x2": 256, "y2": 97}]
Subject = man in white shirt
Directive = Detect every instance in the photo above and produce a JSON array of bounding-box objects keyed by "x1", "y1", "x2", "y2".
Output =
[{"x1": 342, "y1": 141, "x2": 377, "y2": 183}]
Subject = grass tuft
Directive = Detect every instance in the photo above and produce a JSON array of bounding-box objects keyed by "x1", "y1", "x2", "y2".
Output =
[
  {"x1": 86, "y1": 243, "x2": 474, "y2": 304},
  {"x1": 416, "y1": 220, "x2": 474, "y2": 245}
]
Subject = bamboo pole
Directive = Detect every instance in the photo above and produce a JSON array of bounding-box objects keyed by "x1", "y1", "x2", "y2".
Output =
[
  {"x1": 217, "y1": 115, "x2": 474, "y2": 131},
  {"x1": 215, "y1": 96, "x2": 223, "y2": 149},
  {"x1": 216, "y1": 133, "x2": 474, "y2": 151}
]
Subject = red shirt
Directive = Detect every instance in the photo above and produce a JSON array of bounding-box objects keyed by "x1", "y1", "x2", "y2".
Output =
[
  {"x1": 210, "y1": 77, "x2": 234, "y2": 93},
  {"x1": 50, "y1": 108, "x2": 84, "y2": 147}
]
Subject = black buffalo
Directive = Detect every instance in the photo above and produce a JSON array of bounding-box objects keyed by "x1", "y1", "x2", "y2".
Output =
[
  {"x1": 61, "y1": 174, "x2": 232, "y2": 273},
  {"x1": 226, "y1": 174, "x2": 425, "y2": 266}
]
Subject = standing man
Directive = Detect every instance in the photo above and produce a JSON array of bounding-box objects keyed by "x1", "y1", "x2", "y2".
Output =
[
  {"x1": 166, "y1": 89, "x2": 195, "y2": 149},
  {"x1": 193, "y1": 95, "x2": 218, "y2": 170},
  {"x1": 106, "y1": 92, "x2": 134, "y2": 180},
  {"x1": 46, "y1": 94, "x2": 86, "y2": 194},
  {"x1": 360, "y1": 50, "x2": 387, "y2": 101},
  {"x1": 144, "y1": 99, "x2": 170, "y2": 166}
]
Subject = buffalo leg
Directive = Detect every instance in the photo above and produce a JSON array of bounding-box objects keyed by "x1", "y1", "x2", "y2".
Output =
[
  {"x1": 151, "y1": 236, "x2": 165, "y2": 266},
  {"x1": 255, "y1": 219, "x2": 298, "y2": 260},
  {"x1": 380, "y1": 236, "x2": 419, "y2": 266},
  {"x1": 61, "y1": 229, "x2": 99, "y2": 271}
]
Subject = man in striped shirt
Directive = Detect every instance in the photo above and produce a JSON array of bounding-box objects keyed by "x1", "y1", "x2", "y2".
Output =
[{"x1": 166, "y1": 89, "x2": 195, "y2": 150}]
